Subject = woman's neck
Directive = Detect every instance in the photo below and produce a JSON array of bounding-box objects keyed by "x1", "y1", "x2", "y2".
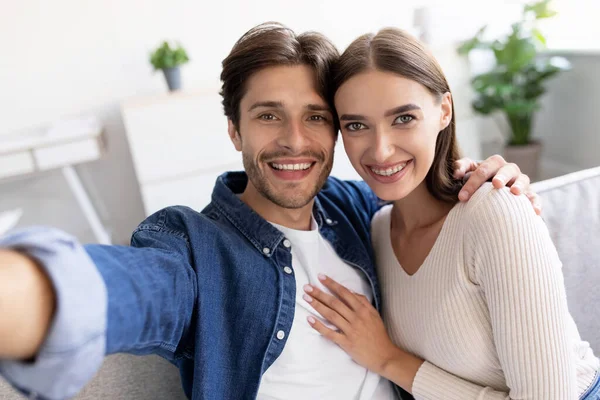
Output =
[{"x1": 391, "y1": 182, "x2": 455, "y2": 234}]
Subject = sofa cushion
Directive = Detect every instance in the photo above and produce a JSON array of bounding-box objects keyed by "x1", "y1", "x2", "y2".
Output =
[
  {"x1": 531, "y1": 166, "x2": 600, "y2": 352},
  {"x1": 0, "y1": 354, "x2": 186, "y2": 400}
]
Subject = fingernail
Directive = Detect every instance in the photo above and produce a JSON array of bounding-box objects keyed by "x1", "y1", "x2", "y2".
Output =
[
  {"x1": 458, "y1": 190, "x2": 469, "y2": 201},
  {"x1": 494, "y1": 175, "x2": 507, "y2": 184},
  {"x1": 304, "y1": 284, "x2": 313, "y2": 293},
  {"x1": 318, "y1": 273, "x2": 327, "y2": 281},
  {"x1": 307, "y1": 316, "x2": 316, "y2": 324},
  {"x1": 303, "y1": 294, "x2": 313, "y2": 303},
  {"x1": 512, "y1": 184, "x2": 522, "y2": 192}
]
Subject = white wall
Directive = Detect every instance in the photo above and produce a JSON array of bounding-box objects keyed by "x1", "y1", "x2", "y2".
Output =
[
  {"x1": 2, "y1": 0, "x2": 580, "y2": 243},
  {"x1": 473, "y1": 52, "x2": 600, "y2": 179},
  {"x1": 0, "y1": 0, "x2": 418, "y2": 243},
  {"x1": 535, "y1": 51, "x2": 600, "y2": 177}
]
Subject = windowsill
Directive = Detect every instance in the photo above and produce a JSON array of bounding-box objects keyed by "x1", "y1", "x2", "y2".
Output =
[{"x1": 542, "y1": 48, "x2": 600, "y2": 57}]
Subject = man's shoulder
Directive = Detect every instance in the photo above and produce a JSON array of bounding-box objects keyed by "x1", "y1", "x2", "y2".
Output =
[{"x1": 133, "y1": 205, "x2": 219, "y2": 243}]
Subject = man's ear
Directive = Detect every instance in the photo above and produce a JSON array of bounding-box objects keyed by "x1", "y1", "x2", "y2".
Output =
[
  {"x1": 228, "y1": 120, "x2": 242, "y2": 151},
  {"x1": 440, "y1": 92, "x2": 453, "y2": 130}
]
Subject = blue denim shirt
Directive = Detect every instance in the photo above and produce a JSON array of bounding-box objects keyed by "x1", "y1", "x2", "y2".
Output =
[{"x1": 0, "y1": 171, "x2": 387, "y2": 400}]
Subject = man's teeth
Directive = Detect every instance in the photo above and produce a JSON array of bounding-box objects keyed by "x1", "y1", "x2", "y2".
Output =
[
  {"x1": 370, "y1": 163, "x2": 407, "y2": 176},
  {"x1": 271, "y1": 162, "x2": 312, "y2": 171}
]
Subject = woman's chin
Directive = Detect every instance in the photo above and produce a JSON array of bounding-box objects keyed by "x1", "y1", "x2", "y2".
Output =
[{"x1": 371, "y1": 186, "x2": 411, "y2": 203}]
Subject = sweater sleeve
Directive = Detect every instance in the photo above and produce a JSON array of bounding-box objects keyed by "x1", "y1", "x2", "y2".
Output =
[{"x1": 412, "y1": 186, "x2": 577, "y2": 400}]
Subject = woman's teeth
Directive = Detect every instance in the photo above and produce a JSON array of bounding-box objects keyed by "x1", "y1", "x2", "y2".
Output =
[
  {"x1": 271, "y1": 162, "x2": 312, "y2": 171},
  {"x1": 370, "y1": 162, "x2": 408, "y2": 176}
]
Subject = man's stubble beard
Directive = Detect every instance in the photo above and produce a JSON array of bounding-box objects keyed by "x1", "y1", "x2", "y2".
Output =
[{"x1": 242, "y1": 150, "x2": 334, "y2": 210}]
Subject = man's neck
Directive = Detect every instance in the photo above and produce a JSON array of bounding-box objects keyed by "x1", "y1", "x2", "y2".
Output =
[{"x1": 239, "y1": 184, "x2": 314, "y2": 231}]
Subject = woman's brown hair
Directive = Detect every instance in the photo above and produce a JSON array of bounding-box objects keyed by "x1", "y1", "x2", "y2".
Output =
[{"x1": 334, "y1": 28, "x2": 462, "y2": 203}]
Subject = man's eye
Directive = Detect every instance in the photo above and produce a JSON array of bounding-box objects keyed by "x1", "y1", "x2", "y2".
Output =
[
  {"x1": 309, "y1": 115, "x2": 326, "y2": 122},
  {"x1": 394, "y1": 115, "x2": 414, "y2": 124},
  {"x1": 259, "y1": 114, "x2": 276, "y2": 120},
  {"x1": 345, "y1": 122, "x2": 366, "y2": 131}
]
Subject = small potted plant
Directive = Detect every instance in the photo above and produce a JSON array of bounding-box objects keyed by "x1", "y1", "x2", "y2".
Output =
[
  {"x1": 458, "y1": 0, "x2": 570, "y2": 180},
  {"x1": 150, "y1": 41, "x2": 190, "y2": 92}
]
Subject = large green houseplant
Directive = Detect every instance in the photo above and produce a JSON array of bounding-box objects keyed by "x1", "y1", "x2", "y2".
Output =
[
  {"x1": 150, "y1": 41, "x2": 190, "y2": 92},
  {"x1": 458, "y1": 0, "x2": 570, "y2": 179}
]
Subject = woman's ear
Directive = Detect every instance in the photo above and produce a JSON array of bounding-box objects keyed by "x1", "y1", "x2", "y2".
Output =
[
  {"x1": 228, "y1": 120, "x2": 242, "y2": 151},
  {"x1": 440, "y1": 92, "x2": 453, "y2": 130}
]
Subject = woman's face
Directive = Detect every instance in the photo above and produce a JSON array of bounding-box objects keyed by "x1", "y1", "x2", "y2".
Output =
[{"x1": 334, "y1": 69, "x2": 452, "y2": 201}]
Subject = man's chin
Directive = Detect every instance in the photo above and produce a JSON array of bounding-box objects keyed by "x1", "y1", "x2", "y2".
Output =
[
  {"x1": 246, "y1": 162, "x2": 331, "y2": 210},
  {"x1": 265, "y1": 186, "x2": 315, "y2": 209}
]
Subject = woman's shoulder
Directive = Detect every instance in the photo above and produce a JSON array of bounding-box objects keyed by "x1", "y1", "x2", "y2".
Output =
[
  {"x1": 458, "y1": 184, "x2": 559, "y2": 284},
  {"x1": 460, "y1": 182, "x2": 537, "y2": 228}
]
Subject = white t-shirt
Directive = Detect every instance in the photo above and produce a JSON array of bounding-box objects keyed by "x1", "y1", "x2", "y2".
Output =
[{"x1": 256, "y1": 216, "x2": 395, "y2": 400}]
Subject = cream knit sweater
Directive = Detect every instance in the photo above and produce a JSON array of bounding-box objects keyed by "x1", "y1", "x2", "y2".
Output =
[{"x1": 372, "y1": 183, "x2": 599, "y2": 400}]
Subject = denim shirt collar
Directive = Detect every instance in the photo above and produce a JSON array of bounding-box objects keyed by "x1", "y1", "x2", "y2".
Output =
[{"x1": 211, "y1": 171, "x2": 332, "y2": 258}]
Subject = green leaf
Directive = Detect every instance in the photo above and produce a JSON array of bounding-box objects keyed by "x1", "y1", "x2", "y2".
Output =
[
  {"x1": 494, "y1": 36, "x2": 537, "y2": 72},
  {"x1": 532, "y1": 28, "x2": 546, "y2": 47},
  {"x1": 149, "y1": 41, "x2": 190, "y2": 70},
  {"x1": 525, "y1": 0, "x2": 558, "y2": 19},
  {"x1": 457, "y1": 26, "x2": 488, "y2": 55}
]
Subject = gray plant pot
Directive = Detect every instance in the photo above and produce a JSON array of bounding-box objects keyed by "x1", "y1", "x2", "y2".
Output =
[
  {"x1": 503, "y1": 140, "x2": 543, "y2": 182},
  {"x1": 162, "y1": 67, "x2": 182, "y2": 91}
]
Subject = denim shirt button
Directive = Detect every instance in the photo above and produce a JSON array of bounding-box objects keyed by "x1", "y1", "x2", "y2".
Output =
[
  {"x1": 283, "y1": 239, "x2": 291, "y2": 248},
  {"x1": 325, "y1": 218, "x2": 333, "y2": 225},
  {"x1": 283, "y1": 266, "x2": 292, "y2": 274},
  {"x1": 262, "y1": 247, "x2": 270, "y2": 255},
  {"x1": 276, "y1": 330, "x2": 286, "y2": 340}
]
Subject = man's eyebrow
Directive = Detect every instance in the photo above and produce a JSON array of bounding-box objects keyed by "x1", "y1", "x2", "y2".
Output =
[
  {"x1": 307, "y1": 104, "x2": 332, "y2": 113},
  {"x1": 248, "y1": 101, "x2": 284, "y2": 112}
]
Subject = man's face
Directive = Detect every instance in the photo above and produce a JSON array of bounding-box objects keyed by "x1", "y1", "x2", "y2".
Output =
[{"x1": 229, "y1": 64, "x2": 336, "y2": 209}]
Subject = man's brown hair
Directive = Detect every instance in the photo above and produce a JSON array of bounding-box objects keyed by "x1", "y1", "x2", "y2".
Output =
[{"x1": 220, "y1": 22, "x2": 340, "y2": 130}]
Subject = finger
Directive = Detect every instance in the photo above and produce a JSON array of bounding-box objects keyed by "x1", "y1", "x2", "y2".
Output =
[
  {"x1": 489, "y1": 162, "x2": 521, "y2": 190},
  {"x1": 453, "y1": 158, "x2": 479, "y2": 179},
  {"x1": 354, "y1": 293, "x2": 372, "y2": 306},
  {"x1": 460, "y1": 155, "x2": 505, "y2": 201},
  {"x1": 304, "y1": 283, "x2": 355, "y2": 321},
  {"x1": 307, "y1": 315, "x2": 346, "y2": 345},
  {"x1": 317, "y1": 274, "x2": 362, "y2": 311},
  {"x1": 526, "y1": 191, "x2": 543, "y2": 215},
  {"x1": 509, "y1": 173, "x2": 530, "y2": 196},
  {"x1": 304, "y1": 294, "x2": 352, "y2": 332}
]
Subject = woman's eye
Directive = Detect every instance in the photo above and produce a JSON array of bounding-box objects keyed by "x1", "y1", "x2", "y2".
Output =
[
  {"x1": 394, "y1": 115, "x2": 414, "y2": 124},
  {"x1": 345, "y1": 122, "x2": 366, "y2": 131}
]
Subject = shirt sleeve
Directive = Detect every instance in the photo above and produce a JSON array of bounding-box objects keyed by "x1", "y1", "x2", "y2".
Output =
[
  {"x1": 412, "y1": 187, "x2": 577, "y2": 400},
  {"x1": 0, "y1": 208, "x2": 198, "y2": 400},
  {"x1": 0, "y1": 227, "x2": 107, "y2": 400}
]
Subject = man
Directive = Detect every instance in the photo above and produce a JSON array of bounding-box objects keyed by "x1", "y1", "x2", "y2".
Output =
[{"x1": 0, "y1": 23, "x2": 535, "y2": 400}]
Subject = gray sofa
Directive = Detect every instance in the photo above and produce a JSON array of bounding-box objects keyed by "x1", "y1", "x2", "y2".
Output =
[{"x1": 1, "y1": 166, "x2": 599, "y2": 399}]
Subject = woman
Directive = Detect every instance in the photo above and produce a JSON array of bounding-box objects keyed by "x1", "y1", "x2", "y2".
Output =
[{"x1": 301, "y1": 28, "x2": 600, "y2": 399}]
